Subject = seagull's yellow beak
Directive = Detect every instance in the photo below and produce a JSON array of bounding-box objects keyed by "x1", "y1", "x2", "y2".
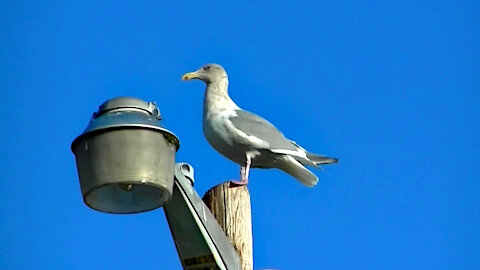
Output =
[{"x1": 181, "y1": 71, "x2": 198, "y2": 81}]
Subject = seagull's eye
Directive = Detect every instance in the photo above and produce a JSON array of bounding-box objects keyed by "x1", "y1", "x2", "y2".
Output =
[{"x1": 203, "y1": 66, "x2": 210, "y2": 71}]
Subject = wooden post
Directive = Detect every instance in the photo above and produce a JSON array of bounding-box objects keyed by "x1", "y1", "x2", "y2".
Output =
[{"x1": 203, "y1": 182, "x2": 253, "y2": 270}]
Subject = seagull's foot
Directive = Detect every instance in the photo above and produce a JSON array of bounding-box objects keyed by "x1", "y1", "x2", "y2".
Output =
[
  {"x1": 230, "y1": 165, "x2": 250, "y2": 187},
  {"x1": 228, "y1": 179, "x2": 248, "y2": 187}
]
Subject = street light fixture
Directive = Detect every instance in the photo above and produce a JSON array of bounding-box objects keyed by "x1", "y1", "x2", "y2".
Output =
[
  {"x1": 71, "y1": 97, "x2": 179, "y2": 213},
  {"x1": 71, "y1": 97, "x2": 241, "y2": 270}
]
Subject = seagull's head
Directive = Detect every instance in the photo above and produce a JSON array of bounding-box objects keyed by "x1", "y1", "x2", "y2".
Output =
[{"x1": 182, "y1": 64, "x2": 227, "y2": 84}]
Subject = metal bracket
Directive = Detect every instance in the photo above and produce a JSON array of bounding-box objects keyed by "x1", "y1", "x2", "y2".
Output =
[{"x1": 163, "y1": 163, "x2": 241, "y2": 270}]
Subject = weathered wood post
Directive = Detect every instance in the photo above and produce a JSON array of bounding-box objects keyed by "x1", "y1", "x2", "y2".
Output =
[{"x1": 203, "y1": 182, "x2": 253, "y2": 270}]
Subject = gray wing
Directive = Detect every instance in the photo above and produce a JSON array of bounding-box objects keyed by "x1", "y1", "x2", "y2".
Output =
[{"x1": 228, "y1": 110, "x2": 297, "y2": 151}]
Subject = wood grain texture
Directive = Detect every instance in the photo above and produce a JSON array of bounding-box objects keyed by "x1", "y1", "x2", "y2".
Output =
[{"x1": 203, "y1": 182, "x2": 253, "y2": 270}]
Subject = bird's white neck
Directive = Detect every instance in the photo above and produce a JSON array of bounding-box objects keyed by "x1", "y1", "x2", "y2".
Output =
[{"x1": 203, "y1": 78, "x2": 239, "y2": 117}]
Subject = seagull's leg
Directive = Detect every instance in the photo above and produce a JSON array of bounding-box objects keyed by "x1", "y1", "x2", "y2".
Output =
[
  {"x1": 243, "y1": 155, "x2": 251, "y2": 183},
  {"x1": 240, "y1": 166, "x2": 247, "y2": 182},
  {"x1": 231, "y1": 154, "x2": 252, "y2": 186}
]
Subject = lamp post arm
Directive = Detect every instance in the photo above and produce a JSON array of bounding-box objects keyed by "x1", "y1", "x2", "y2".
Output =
[{"x1": 163, "y1": 163, "x2": 241, "y2": 270}]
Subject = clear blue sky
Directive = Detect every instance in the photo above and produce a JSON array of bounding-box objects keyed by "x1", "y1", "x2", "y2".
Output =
[{"x1": 1, "y1": 1, "x2": 478, "y2": 269}]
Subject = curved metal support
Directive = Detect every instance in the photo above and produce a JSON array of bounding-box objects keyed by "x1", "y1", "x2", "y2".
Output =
[{"x1": 164, "y1": 163, "x2": 241, "y2": 270}]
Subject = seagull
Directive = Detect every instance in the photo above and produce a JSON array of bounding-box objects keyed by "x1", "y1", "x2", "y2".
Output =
[{"x1": 182, "y1": 64, "x2": 337, "y2": 187}]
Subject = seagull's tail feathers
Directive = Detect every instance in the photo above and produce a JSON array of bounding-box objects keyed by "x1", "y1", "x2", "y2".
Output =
[
  {"x1": 288, "y1": 140, "x2": 338, "y2": 166},
  {"x1": 276, "y1": 155, "x2": 319, "y2": 187},
  {"x1": 306, "y1": 153, "x2": 338, "y2": 165}
]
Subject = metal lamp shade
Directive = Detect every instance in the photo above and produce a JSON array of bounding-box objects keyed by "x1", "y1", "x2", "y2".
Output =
[{"x1": 71, "y1": 97, "x2": 179, "y2": 214}]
